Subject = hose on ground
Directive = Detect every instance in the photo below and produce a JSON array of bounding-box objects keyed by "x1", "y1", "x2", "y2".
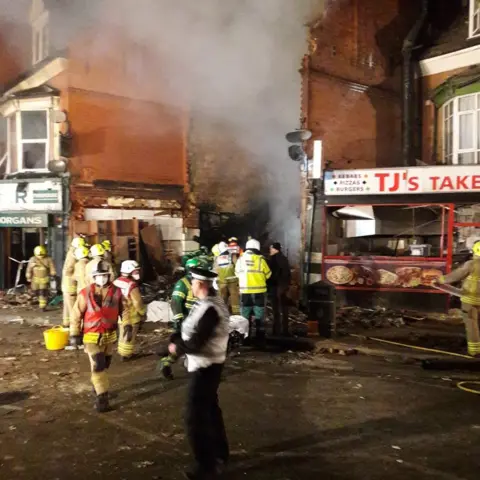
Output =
[{"x1": 349, "y1": 334, "x2": 480, "y2": 395}]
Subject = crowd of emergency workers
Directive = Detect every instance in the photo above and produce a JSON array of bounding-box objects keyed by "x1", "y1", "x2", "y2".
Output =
[{"x1": 24, "y1": 235, "x2": 291, "y2": 479}]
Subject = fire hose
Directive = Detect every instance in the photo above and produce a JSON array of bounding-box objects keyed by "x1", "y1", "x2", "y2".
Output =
[{"x1": 349, "y1": 334, "x2": 480, "y2": 395}]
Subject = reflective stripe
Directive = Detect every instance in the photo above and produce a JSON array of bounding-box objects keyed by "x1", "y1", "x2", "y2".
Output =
[
  {"x1": 172, "y1": 291, "x2": 186, "y2": 299},
  {"x1": 173, "y1": 313, "x2": 184, "y2": 320},
  {"x1": 83, "y1": 331, "x2": 118, "y2": 345}
]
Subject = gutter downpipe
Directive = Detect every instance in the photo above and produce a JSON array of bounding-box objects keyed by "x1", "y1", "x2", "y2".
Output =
[
  {"x1": 302, "y1": 180, "x2": 317, "y2": 307},
  {"x1": 402, "y1": 0, "x2": 428, "y2": 166}
]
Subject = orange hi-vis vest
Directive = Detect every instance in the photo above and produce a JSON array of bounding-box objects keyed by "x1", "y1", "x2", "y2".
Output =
[{"x1": 82, "y1": 284, "x2": 122, "y2": 334}]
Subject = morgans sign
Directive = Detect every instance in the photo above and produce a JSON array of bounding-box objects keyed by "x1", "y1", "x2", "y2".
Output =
[
  {"x1": 0, "y1": 213, "x2": 48, "y2": 228},
  {"x1": 324, "y1": 165, "x2": 480, "y2": 195}
]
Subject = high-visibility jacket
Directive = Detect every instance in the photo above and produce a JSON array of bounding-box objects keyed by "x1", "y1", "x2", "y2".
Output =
[
  {"x1": 114, "y1": 276, "x2": 146, "y2": 325},
  {"x1": 171, "y1": 276, "x2": 197, "y2": 323},
  {"x1": 62, "y1": 247, "x2": 77, "y2": 294},
  {"x1": 235, "y1": 250, "x2": 271, "y2": 294},
  {"x1": 441, "y1": 259, "x2": 480, "y2": 306},
  {"x1": 228, "y1": 242, "x2": 243, "y2": 256},
  {"x1": 214, "y1": 251, "x2": 238, "y2": 284}
]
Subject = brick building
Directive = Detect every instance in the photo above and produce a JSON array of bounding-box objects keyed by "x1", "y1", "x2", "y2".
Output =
[
  {"x1": 419, "y1": 0, "x2": 480, "y2": 166},
  {"x1": 0, "y1": 0, "x2": 195, "y2": 288}
]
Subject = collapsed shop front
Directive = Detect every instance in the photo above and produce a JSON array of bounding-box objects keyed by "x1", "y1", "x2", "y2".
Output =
[
  {"x1": 0, "y1": 178, "x2": 65, "y2": 289},
  {"x1": 314, "y1": 165, "x2": 480, "y2": 311}
]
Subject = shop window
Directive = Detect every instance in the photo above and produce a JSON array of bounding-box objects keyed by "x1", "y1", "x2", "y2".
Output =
[
  {"x1": 470, "y1": 0, "x2": 480, "y2": 38},
  {"x1": 443, "y1": 93, "x2": 480, "y2": 165}
]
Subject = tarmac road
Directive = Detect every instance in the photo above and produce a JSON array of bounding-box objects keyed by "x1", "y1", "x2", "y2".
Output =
[{"x1": 0, "y1": 313, "x2": 480, "y2": 480}]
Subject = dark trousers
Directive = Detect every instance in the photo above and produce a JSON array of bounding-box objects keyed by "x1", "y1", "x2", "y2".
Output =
[
  {"x1": 186, "y1": 363, "x2": 229, "y2": 473},
  {"x1": 271, "y1": 287, "x2": 289, "y2": 335}
]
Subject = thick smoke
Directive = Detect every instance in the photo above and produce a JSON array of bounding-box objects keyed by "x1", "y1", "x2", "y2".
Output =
[{"x1": 1, "y1": 0, "x2": 325, "y2": 258}]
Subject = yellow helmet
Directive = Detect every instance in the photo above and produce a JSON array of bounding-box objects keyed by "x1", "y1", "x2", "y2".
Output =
[
  {"x1": 71, "y1": 237, "x2": 86, "y2": 249},
  {"x1": 102, "y1": 240, "x2": 112, "y2": 252},
  {"x1": 74, "y1": 246, "x2": 89, "y2": 260},
  {"x1": 473, "y1": 241, "x2": 480, "y2": 257},
  {"x1": 90, "y1": 243, "x2": 105, "y2": 258},
  {"x1": 211, "y1": 244, "x2": 220, "y2": 257},
  {"x1": 34, "y1": 245, "x2": 47, "y2": 257}
]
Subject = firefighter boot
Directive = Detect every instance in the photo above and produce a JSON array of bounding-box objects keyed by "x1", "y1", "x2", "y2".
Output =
[
  {"x1": 158, "y1": 354, "x2": 175, "y2": 380},
  {"x1": 95, "y1": 392, "x2": 111, "y2": 413}
]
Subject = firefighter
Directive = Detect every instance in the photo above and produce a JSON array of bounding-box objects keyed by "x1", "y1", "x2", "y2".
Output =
[
  {"x1": 228, "y1": 237, "x2": 243, "y2": 256},
  {"x1": 235, "y1": 238, "x2": 271, "y2": 345},
  {"x1": 26, "y1": 246, "x2": 56, "y2": 311},
  {"x1": 62, "y1": 237, "x2": 86, "y2": 327},
  {"x1": 85, "y1": 243, "x2": 115, "y2": 284},
  {"x1": 73, "y1": 246, "x2": 90, "y2": 294},
  {"x1": 437, "y1": 241, "x2": 480, "y2": 357},
  {"x1": 70, "y1": 261, "x2": 124, "y2": 413},
  {"x1": 114, "y1": 260, "x2": 146, "y2": 361},
  {"x1": 214, "y1": 241, "x2": 240, "y2": 315},
  {"x1": 102, "y1": 240, "x2": 115, "y2": 268},
  {"x1": 159, "y1": 258, "x2": 199, "y2": 379}
]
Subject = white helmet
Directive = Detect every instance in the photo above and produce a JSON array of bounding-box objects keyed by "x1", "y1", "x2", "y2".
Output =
[
  {"x1": 120, "y1": 260, "x2": 140, "y2": 275},
  {"x1": 218, "y1": 241, "x2": 228, "y2": 253},
  {"x1": 246, "y1": 239, "x2": 260, "y2": 251}
]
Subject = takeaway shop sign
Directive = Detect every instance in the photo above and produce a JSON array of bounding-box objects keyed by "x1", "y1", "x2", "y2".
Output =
[
  {"x1": 0, "y1": 180, "x2": 62, "y2": 212},
  {"x1": 324, "y1": 165, "x2": 480, "y2": 195}
]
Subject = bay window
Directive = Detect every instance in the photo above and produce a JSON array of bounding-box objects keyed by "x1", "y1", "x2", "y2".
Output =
[{"x1": 443, "y1": 93, "x2": 480, "y2": 165}]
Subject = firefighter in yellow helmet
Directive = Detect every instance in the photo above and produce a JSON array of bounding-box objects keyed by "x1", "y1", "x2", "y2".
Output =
[
  {"x1": 102, "y1": 240, "x2": 116, "y2": 269},
  {"x1": 85, "y1": 243, "x2": 115, "y2": 284},
  {"x1": 62, "y1": 237, "x2": 86, "y2": 327},
  {"x1": 437, "y1": 240, "x2": 480, "y2": 357},
  {"x1": 73, "y1": 246, "x2": 90, "y2": 294},
  {"x1": 114, "y1": 260, "x2": 146, "y2": 361},
  {"x1": 26, "y1": 245, "x2": 56, "y2": 311}
]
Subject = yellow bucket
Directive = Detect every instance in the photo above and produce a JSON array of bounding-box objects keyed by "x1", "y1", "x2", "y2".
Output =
[{"x1": 43, "y1": 326, "x2": 70, "y2": 351}]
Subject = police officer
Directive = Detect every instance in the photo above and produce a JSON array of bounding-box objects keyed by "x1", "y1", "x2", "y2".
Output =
[{"x1": 168, "y1": 267, "x2": 229, "y2": 480}]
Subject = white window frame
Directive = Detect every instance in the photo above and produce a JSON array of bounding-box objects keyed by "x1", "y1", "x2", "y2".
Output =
[
  {"x1": 32, "y1": 10, "x2": 49, "y2": 65},
  {"x1": 469, "y1": 0, "x2": 480, "y2": 39},
  {"x1": 17, "y1": 108, "x2": 50, "y2": 172},
  {"x1": 442, "y1": 93, "x2": 480, "y2": 165}
]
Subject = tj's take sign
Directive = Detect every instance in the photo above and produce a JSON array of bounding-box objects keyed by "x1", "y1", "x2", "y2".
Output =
[
  {"x1": 0, "y1": 180, "x2": 62, "y2": 211},
  {"x1": 324, "y1": 165, "x2": 480, "y2": 195}
]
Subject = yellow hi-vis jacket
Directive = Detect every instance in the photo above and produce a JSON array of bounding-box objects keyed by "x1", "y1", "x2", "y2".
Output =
[{"x1": 235, "y1": 250, "x2": 271, "y2": 294}]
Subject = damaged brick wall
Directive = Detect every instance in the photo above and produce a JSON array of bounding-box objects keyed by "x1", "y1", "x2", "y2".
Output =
[
  {"x1": 188, "y1": 115, "x2": 265, "y2": 215},
  {"x1": 304, "y1": 0, "x2": 419, "y2": 169}
]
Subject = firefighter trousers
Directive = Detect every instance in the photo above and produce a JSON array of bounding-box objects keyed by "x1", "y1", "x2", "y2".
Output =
[
  {"x1": 62, "y1": 293, "x2": 77, "y2": 327},
  {"x1": 186, "y1": 363, "x2": 229, "y2": 474},
  {"x1": 33, "y1": 289, "x2": 48, "y2": 309},
  {"x1": 219, "y1": 281, "x2": 240, "y2": 315},
  {"x1": 462, "y1": 303, "x2": 480, "y2": 357},
  {"x1": 84, "y1": 342, "x2": 115, "y2": 395},
  {"x1": 118, "y1": 323, "x2": 140, "y2": 358}
]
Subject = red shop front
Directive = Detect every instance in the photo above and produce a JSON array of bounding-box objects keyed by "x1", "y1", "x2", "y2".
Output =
[{"x1": 317, "y1": 165, "x2": 480, "y2": 310}]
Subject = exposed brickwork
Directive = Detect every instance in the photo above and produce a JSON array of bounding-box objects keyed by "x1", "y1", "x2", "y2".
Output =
[{"x1": 304, "y1": 0, "x2": 419, "y2": 169}]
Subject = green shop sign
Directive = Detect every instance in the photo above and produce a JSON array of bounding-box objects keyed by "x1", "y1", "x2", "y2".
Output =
[{"x1": 0, "y1": 213, "x2": 48, "y2": 228}]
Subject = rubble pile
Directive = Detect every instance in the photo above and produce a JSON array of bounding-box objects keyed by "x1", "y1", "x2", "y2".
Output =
[
  {"x1": 336, "y1": 306, "x2": 406, "y2": 333},
  {"x1": 0, "y1": 290, "x2": 37, "y2": 308}
]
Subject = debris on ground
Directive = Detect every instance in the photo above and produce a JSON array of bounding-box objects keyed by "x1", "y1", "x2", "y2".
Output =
[
  {"x1": 145, "y1": 301, "x2": 171, "y2": 323},
  {"x1": 336, "y1": 306, "x2": 406, "y2": 333}
]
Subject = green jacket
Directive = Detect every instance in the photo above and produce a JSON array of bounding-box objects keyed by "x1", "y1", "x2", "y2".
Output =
[{"x1": 171, "y1": 276, "x2": 197, "y2": 324}]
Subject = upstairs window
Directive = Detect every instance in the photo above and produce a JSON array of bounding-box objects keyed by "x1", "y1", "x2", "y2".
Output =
[
  {"x1": 470, "y1": 0, "x2": 480, "y2": 38},
  {"x1": 443, "y1": 94, "x2": 480, "y2": 165},
  {"x1": 20, "y1": 110, "x2": 49, "y2": 170},
  {"x1": 32, "y1": 10, "x2": 49, "y2": 64}
]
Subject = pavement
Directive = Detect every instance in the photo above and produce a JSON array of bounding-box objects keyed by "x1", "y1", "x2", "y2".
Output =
[{"x1": 1, "y1": 307, "x2": 480, "y2": 479}]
